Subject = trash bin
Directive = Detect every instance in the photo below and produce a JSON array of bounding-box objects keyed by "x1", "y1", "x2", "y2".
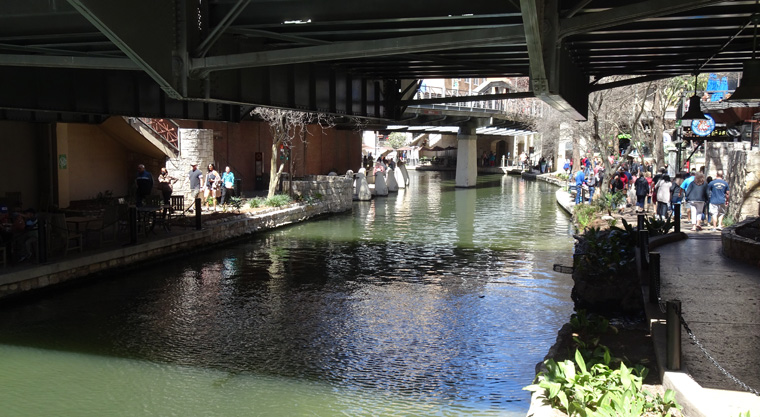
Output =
[{"x1": 234, "y1": 178, "x2": 242, "y2": 197}]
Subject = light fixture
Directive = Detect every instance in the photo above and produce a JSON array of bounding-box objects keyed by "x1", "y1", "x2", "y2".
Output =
[
  {"x1": 681, "y1": 74, "x2": 708, "y2": 121},
  {"x1": 727, "y1": 5, "x2": 760, "y2": 101}
]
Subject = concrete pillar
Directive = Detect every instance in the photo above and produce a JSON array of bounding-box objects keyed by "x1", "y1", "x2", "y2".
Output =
[{"x1": 456, "y1": 124, "x2": 478, "y2": 188}]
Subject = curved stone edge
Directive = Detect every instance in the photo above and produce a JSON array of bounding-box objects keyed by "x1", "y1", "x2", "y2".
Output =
[{"x1": 721, "y1": 217, "x2": 760, "y2": 267}]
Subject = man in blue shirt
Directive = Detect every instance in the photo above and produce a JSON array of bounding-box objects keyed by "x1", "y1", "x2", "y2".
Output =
[
  {"x1": 135, "y1": 164, "x2": 153, "y2": 207},
  {"x1": 707, "y1": 170, "x2": 729, "y2": 230},
  {"x1": 574, "y1": 168, "x2": 585, "y2": 205}
]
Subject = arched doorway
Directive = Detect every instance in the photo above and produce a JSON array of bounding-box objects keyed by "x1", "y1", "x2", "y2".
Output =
[{"x1": 496, "y1": 140, "x2": 507, "y2": 165}]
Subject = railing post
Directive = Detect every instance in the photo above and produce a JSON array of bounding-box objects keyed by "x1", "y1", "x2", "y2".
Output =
[
  {"x1": 637, "y1": 213, "x2": 645, "y2": 231},
  {"x1": 673, "y1": 203, "x2": 681, "y2": 233},
  {"x1": 195, "y1": 198, "x2": 202, "y2": 230},
  {"x1": 129, "y1": 206, "x2": 137, "y2": 245},
  {"x1": 648, "y1": 251, "x2": 659, "y2": 303},
  {"x1": 666, "y1": 300, "x2": 682, "y2": 370},
  {"x1": 640, "y1": 230, "x2": 649, "y2": 269}
]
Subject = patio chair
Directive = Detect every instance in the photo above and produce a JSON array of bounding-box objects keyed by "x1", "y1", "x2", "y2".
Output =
[
  {"x1": 170, "y1": 195, "x2": 185, "y2": 217},
  {"x1": 50, "y1": 213, "x2": 83, "y2": 254}
]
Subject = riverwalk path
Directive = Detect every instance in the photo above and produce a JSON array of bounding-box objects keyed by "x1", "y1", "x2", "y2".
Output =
[{"x1": 545, "y1": 173, "x2": 760, "y2": 417}]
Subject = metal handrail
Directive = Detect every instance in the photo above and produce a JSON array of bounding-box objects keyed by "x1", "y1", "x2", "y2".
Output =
[{"x1": 136, "y1": 118, "x2": 180, "y2": 151}]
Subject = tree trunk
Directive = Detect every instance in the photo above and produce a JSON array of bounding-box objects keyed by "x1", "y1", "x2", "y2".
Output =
[
  {"x1": 572, "y1": 129, "x2": 581, "y2": 178},
  {"x1": 652, "y1": 89, "x2": 665, "y2": 170},
  {"x1": 268, "y1": 140, "x2": 281, "y2": 199}
]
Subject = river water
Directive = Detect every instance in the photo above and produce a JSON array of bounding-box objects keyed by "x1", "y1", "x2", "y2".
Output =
[{"x1": 0, "y1": 172, "x2": 574, "y2": 416}]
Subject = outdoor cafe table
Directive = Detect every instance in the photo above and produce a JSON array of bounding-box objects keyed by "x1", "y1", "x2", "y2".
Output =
[{"x1": 65, "y1": 216, "x2": 100, "y2": 234}]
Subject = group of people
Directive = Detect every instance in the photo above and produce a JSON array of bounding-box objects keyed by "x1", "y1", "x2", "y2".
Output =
[
  {"x1": 135, "y1": 162, "x2": 236, "y2": 212},
  {"x1": 573, "y1": 157, "x2": 604, "y2": 204},
  {"x1": 0, "y1": 204, "x2": 38, "y2": 263},
  {"x1": 481, "y1": 151, "x2": 498, "y2": 167},
  {"x1": 572, "y1": 158, "x2": 730, "y2": 231},
  {"x1": 649, "y1": 168, "x2": 730, "y2": 231}
]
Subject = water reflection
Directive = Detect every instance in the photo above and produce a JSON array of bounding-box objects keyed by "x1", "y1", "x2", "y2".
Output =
[{"x1": 0, "y1": 171, "x2": 574, "y2": 416}]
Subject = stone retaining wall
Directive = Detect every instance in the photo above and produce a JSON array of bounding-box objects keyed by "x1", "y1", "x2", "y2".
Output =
[
  {"x1": 722, "y1": 217, "x2": 760, "y2": 266},
  {"x1": 0, "y1": 196, "x2": 351, "y2": 301},
  {"x1": 283, "y1": 175, "x2": 353, "y2": 213}
]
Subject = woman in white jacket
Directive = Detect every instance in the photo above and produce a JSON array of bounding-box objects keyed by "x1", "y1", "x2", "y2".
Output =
[{"x1": 654, "y1": 174, "x2": 672, "y2": 220}]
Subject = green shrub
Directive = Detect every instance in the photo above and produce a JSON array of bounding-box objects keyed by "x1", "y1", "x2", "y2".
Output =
[
  {"x1": 574, "y1": 226, "x2": 636, "y2": 283},
  {"x1": 524, "y1": 349, "x2": 681, "y2": 417},
  {"x1": 723, "y1": 214, "x2": 735, "y2": 227},
  {"x1": 228, "y1": 196, "x2": 243, "y2": 211},
  {"x1": 575, "y1": 204, "x2": 601, "y2": 231},
  {"x1": 265, "y1": 194, "x2": 292, "y2": 207},
  {"x1": 643, "y1": 215, "x2": 675, "y2": 236},
  {"x1": 593, "y1": 191, "x2": 626, "y2": 216},
  {"x1": 248, "y1": 197, "x2": 266, "y2": 208}
]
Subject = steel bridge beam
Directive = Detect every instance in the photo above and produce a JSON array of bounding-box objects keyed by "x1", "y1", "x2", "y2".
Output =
[
  {"x1": 521, "y1": 0, "x2": 589, "y2": 120},
  {"x1": 559, "y1": 0, "x2": 726, "y2": 39},
  {"x1": 190, "y1": 26, "x2": 525, "y2": 76},
  {"x1": 66, "y1": 0, "x2": 183, "y2": 99},
  {"x1": 0, "y1": 54, "x2": 139, "y2": 71}
]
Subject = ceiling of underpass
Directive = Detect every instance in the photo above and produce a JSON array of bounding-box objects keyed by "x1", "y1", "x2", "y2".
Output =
[{"x1": 0, "y1": 0, "x2": 756, "y2": 123}]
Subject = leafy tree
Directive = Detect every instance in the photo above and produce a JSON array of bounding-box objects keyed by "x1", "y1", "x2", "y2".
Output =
[{"x1": 386, "y1": 132, "x2": 407, "y2": 149}]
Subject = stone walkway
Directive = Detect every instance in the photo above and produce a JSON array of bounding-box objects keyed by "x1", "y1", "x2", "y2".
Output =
[
  {"x1": 546, "y1": 180, "x2": 760, "y2": 415},
  {"x1": 656, "y1": 233, "x2": 760, "y2": 414}
]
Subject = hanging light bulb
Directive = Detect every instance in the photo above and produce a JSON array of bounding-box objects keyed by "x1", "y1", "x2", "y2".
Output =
[{"x1": 681, "y1": 74, "x2": 708, "y2": 121}]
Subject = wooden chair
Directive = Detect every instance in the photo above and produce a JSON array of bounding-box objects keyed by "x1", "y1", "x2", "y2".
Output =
[
  {"x1": 170, "y1": 195, "x2": 185, "y2": 216},
  {"x1": 50, "y1": 213, "x2": 83, "y2": 254}
]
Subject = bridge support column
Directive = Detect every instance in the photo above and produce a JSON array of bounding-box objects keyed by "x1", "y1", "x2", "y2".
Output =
[{"x1": 456, "y1": 125, "x2": 478, "y2": 188}]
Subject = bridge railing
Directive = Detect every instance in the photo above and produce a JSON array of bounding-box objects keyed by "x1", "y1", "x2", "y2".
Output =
[{"x1": 414, "y1": 86, "x2": 543, "y2": 120}]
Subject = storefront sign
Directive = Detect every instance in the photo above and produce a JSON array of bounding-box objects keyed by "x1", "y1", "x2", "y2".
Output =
[{"x1": 690, "y1": 114, "x2": 716, "y2": 136}]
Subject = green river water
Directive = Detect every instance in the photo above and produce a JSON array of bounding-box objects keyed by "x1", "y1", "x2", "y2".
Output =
[{"x1": 0, "y1": 171, "x2": 575, "y2": 416}]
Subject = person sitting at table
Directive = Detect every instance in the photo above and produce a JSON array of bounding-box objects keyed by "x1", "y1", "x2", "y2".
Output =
[
  {"x1": 0, "y1": 206, "x2": 13, "y2": 259},
  {"x1": 203, "y1": 163, "x2": 221, "y2": 211},
  {"x1": 10, "y1": 207, "x2": 37, "y2": 263},
  {"x1": 157, "y1": 167, "x2": 178, "y2": 206}
]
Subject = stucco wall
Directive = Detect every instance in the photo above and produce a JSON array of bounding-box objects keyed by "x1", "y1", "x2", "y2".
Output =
[
  {"x1": 57, "y1": 123, "x2": 132, "y2": 205},
  {"x1": 177, "y1": 120, "x2": 362, "y2": 193},
  {"x1": 0, "y1": 121, "x2": 40, "y2": 209}
]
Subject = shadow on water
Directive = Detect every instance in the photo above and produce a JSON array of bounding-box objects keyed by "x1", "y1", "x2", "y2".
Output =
[{"x1": 0, "y1": 171, "x2": 575, "y2": 416}]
